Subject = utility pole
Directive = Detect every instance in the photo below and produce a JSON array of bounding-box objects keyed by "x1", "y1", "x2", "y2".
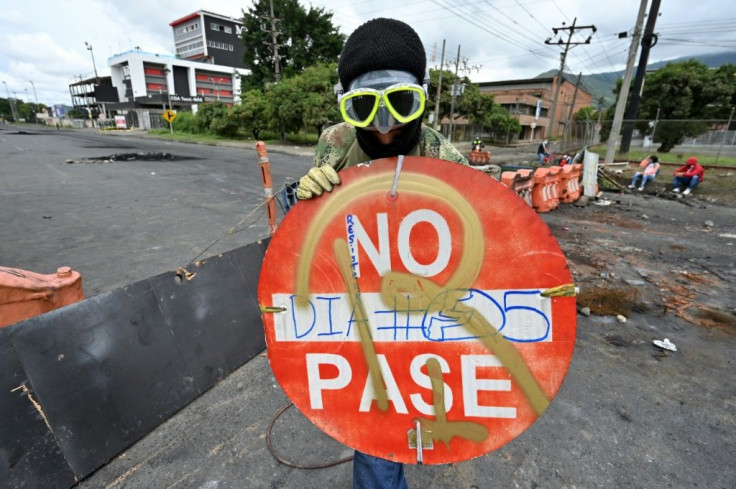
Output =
[
  {"x1": 448, "y1": 45, "x2": 461, "y2": 142},
  {"x1": 604, "y1": 0, "x2": 648, "y2": 164},
  {"x1": 563, "y1": 72, "x2": 582, "y2": 149},
  {"x1": 716, "y1": 106, "x2": 734, "y2": 163},
  {"x1": 433, "y1": 39, "x2": 446, "y2": 131},
  {"x1": 545, "y1": 18, "x2": 596, "y2": 140},
  {"x1": 261, "y1": 0, "x2": 282, "y2": 83},
  {"x1": 620, "y1": 0, "x2": 662, "y2": 154}
]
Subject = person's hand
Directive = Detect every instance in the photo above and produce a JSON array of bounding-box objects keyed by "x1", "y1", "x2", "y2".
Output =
[{"x1": 296, "y1": 165, "x2": 341, "y2": 200}]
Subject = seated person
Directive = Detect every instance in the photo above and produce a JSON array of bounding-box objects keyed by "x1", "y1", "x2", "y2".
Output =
[
  {"x1": 628, "y1": 155, "x2": 660, "y2": 191},
  {"x1": 672, "y1": 157, "x2": 705, "y2": 195}
]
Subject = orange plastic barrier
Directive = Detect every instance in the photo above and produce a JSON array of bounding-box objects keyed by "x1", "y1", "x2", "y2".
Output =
[
  {"x1": 516, "y1": 169, "x2": 535, "y2": 207},
  {"x1": 531, "y1": 167, "x2": 551, "y2": 213},
  {"x1": 557, "y1": 165, "x2": 576, "y2": 203},
  {"x1": 0, "y1": 266, "x2": 84, "y2": 327},
  {"x1": 569, "y1": 163, "x2": 583, "y2": 201},
  {"x1": 500, "y1": 170, "x2": 534, "y2": 207},
  {"x1": 547, "y1": 167, "x2": 561, "y2": 211},
  {"x1": 468, "y1": 149, "x2": 492, "y2": 165}
]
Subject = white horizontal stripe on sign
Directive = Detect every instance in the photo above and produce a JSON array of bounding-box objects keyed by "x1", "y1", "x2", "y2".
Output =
[{"x1": 271, "y1": 288, "x2": 553, "y2": 343}]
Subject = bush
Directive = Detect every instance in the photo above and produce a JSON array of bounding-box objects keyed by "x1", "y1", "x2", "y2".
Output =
[
  {"x1": 195, "y1": 102, "x2": 229, "y2": 133},
  {"x1": 209, "y1": 112, "x2": 240, "y2": 137},
  {"x1": 287, "y1": 132, "x2": 319, "y2": 145},
  {"x1": 172, "y1": 111, "x2": 197, "y2": 133}
]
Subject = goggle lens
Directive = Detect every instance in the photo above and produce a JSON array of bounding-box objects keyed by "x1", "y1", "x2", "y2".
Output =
[
  {"x1": 386, "y1": 90, "x2": 419, "y2": 118},
  {"x1": 349, "y1": 94, "x2": 378, "y2": 122}
]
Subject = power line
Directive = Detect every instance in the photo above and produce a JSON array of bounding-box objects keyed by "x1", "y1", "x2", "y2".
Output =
[{"x1": 544, "y1": 17, "x2": 597, "y2": 138}]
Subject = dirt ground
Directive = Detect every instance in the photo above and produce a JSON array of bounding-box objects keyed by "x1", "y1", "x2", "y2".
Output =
[{"x1": 3, "y1": 127, "x2": 734, "y2": 488}]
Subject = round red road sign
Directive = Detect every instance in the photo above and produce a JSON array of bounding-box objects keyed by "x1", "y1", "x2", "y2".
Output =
[{"x1": 258, "y1": 156, "x2": 576, "y2": 465}]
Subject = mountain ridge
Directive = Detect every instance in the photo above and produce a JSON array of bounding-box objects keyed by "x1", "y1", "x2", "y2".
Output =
[{"x1": 535, "y1": 51, "x2": 736, "y2": 108}]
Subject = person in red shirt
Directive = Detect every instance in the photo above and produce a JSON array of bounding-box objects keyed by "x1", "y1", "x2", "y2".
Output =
[{"x1": 672, "y1": 157, "x2": 705, "y2": 195}]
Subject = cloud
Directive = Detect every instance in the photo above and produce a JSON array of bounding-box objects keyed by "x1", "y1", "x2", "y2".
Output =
[{"x1": 1, "y1": 0, "x2": 734, "y2": 106}]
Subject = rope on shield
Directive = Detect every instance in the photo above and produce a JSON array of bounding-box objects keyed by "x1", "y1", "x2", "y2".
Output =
[{"x1": 266, "y1": 402, "x2": 354, "y2": 469}]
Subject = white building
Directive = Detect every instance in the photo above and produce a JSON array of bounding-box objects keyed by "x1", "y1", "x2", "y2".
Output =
[{"x1": 106, "y1": 49, "x2": 249, "y2": 129}]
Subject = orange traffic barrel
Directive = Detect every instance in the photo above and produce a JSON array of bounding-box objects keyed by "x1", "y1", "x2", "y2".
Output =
[{"x1": 0, "y1": 266, "x2": 84, "y2": 327}]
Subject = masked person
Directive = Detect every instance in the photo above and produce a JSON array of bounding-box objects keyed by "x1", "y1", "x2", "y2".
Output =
[
  {"x1": 295, "y1": 17, "x2": 467, "y2": 489},
  {"x1": 296, "y1": 18, "x2": 466, "y2": 200}
]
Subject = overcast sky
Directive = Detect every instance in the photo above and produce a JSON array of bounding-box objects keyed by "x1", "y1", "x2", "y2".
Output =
[{"x1": 1, "y1": 0, "x2": 734, "y2": 105}]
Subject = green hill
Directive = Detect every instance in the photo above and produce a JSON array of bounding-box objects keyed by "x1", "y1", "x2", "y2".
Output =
[{"x1": 536, "y1": 51, "x2": 736, "y2": 109}]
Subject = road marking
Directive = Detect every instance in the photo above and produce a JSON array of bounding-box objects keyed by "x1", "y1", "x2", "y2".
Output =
[{"x1": 45, "y1": 163, "x2": 68, "y2": 177}]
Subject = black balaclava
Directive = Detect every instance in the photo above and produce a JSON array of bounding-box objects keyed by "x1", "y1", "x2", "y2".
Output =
[{"x1": 338, "y1": 18, "x2": 427, "y2": 159}]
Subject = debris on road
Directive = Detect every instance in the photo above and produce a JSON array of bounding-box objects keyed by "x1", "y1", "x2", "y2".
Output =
[
  {"x1": 653, "y1": 338, "x2": 677, "y2": 352},
  {"x1": 65, "y1": 152, "x2": 193, "y2": 164}
]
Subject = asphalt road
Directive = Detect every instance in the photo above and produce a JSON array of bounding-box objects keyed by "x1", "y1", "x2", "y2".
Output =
[
  {"x1": 2, "y1": 126, "x2": 735, "y2": 489},
  {"x1": 0, "y1": 125, "x2": 313, "y2": 296}
]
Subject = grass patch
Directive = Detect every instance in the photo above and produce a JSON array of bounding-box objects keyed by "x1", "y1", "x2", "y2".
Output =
[{"x1": 147, "y1": 129, "x2": 319, "y2": 147}]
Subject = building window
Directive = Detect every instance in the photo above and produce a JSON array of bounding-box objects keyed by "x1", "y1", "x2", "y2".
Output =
[
  {"x1": 206, "y1": 40, "x2": 234, "y2": 51},
  {"x1": 177, "y1": 41, "x2": 204, "y2": 54},
  {"x1": 179, "y1": 23, "x2": 199, "y2": 34},
  {"x1": 210, "y1": 22, "x2": 232, "y2": 34}
]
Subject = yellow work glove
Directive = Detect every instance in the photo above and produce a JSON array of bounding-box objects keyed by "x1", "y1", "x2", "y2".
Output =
[{"x1": 296, "y1": 165, "x2": 341, "y2": 200}]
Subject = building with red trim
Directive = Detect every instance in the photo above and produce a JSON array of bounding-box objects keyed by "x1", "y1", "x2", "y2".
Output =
[
  {"x1": 105, "y1": 49, "x2": 249, "y2": 129},
  {"x1": 170, "y1": 10, "x2": 246, "y2": 69},
  {"x1": 478, "y1": 75, "x2": 593, "y2": 140}
]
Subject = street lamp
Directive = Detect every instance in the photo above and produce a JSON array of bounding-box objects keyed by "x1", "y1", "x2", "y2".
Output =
[
  {"x1": 84, "y1": 42, "x2": 99, "y2": 84},
  {"x1": 209, "y1": 76, "x2": 220, "y2": 101},
  {"x1": 29, "y1": 80, "x2": 39, "y2": 106},
  {"x1": 2, "y1": 80, "x2": 19, "y2": 121},
  {"x1": 163, "y1": 67, "x2": 173, "y2": 134}
]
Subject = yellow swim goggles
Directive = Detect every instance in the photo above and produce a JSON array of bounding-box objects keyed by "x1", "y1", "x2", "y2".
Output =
[{"x1": 339, "y1": 83, "x2": 426, "y2": 128}]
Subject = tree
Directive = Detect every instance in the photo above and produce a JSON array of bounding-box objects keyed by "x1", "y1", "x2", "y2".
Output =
[
  {"x1": 0, "y1": 98, "x2": 13, "y2": 121},
  {"x1": 240, "y1": 0, "x2": 344, "y2": 90},
  {"x1": 487, "y1": 108, "x2": 521, "y2": 142},
  {"x1": 194, "y1": 101, "x2": 230, "y2": 133},
  {"x1": 636, "y1": 60, "x2": 715, "y2": 152},
  {"x1": 295, "y1": 63, "x2": 340, "y2": 136},
  {"x1": 457, "y1": 83, "x2": 491, "y2": 125},
  {"x1": 574, "y1": 106, "x2": 596, "y2": 122},
  {"x1": 237, "y1": 89, "x2": 269, "y2": 139},
  {"x1": 426, "y1": 68, "x2": 462, "y2": 123}
]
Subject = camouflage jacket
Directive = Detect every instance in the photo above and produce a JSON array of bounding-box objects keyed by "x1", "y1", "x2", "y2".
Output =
[{"x1": 313, "y1": 122, "x2": 468, "y2": 170}]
